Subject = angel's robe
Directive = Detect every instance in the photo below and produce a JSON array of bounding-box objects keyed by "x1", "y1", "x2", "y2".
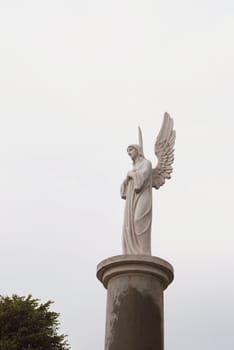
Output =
[{"x1": 121, "y1": 157, "x2": 152, "y2": 255}]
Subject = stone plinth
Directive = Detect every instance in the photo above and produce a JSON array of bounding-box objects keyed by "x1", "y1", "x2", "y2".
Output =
[{"x1": 97, "y1": 255, "x2": 174, "y2": 350}]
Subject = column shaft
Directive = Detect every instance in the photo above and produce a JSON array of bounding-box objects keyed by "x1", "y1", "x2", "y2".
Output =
[{"x1": 97, "y1": 255, "x2": 174, "y2": 350}]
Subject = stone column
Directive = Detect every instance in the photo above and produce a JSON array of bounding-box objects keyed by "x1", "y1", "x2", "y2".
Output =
[{"x1": 97, "y1": 255, "x2": 174, "y2": 350}]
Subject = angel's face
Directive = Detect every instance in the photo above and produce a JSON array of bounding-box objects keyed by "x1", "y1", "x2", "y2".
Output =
[{"x1": 127, "y1": 146, "x2": 138, "y2": 161}]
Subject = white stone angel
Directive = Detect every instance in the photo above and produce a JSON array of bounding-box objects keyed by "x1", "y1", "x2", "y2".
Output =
[{"x1": 121, "y1": 113, "x2": 176, "y2": 255}]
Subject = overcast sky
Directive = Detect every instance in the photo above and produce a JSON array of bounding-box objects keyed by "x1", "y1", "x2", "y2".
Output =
[{"x1": 0, "y1": 1, "x2": 234, "y2": 349}]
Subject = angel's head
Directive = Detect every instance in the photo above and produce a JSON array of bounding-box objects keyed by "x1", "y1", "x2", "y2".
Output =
[
  {"x1": 127, "y1": 127, "x2": 144, "y2": 163},
  {"x1": 127, "y1": 144, "x2": 144, "y2": 162}
]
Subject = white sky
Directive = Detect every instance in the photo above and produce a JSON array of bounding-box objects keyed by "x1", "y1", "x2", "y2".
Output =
[{"x1": 0, "y1": 1, "x2": 234, "y2": 349}]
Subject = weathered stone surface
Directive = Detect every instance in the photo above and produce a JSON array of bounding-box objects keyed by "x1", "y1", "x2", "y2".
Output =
[{"x1": 97, "y1": 255, "x2": 174, "y2": 350}]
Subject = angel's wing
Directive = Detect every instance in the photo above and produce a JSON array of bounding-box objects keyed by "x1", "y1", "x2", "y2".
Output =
[{"x1": 152, "y1": 112, "x2": 176, "y2": 189}]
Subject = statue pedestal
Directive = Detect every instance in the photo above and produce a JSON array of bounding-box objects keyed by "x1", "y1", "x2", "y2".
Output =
[{"x1": 97, "y1": 255, "x2": 174, "y2": 350}]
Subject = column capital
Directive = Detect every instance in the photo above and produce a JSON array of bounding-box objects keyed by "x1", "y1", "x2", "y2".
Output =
[{"x1": 97, "y1": 255, "x2": 174, "y2": 290}]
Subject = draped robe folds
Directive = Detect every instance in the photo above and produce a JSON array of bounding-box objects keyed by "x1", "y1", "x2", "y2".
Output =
[{"x1": 121, "y1": 158, "x2": 152, "y2": 255}]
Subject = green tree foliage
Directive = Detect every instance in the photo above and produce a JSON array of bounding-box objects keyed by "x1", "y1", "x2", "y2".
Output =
[{"x1": 0, "y1": 294, "x2": 70, "y2": 350}]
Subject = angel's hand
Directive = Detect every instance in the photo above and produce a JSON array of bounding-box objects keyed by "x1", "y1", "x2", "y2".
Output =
[{"x1": 127, "y1": 171, "x2": 135, "y2": 179}]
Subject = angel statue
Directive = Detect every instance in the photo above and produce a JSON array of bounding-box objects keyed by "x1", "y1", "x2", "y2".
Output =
[{"x1": 120, "y1": 113, "x2": 176, "y2": 255}]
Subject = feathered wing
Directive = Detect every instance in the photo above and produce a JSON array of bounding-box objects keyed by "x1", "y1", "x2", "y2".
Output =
[{"x1": 152, "y1": 112, "x2": 176, "y2": 189}]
